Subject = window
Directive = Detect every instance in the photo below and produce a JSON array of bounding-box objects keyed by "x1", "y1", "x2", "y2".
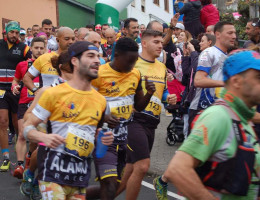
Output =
[
  {"x1": 141, "y1": 0, "x2": 145, "y2": 12},
  {"x1": 164, "y1": 0, "x2": 169, "y2": 12},
  {"x1": 131, "y1": 0, "x2": 135, "y2": 7},
  {"x1": 154, "y1": 0, "x2": 160, "y2": 6}
]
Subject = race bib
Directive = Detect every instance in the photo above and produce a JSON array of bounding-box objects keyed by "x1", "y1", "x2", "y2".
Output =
[
  {"x1": 0, "y1": 90, "x2": 5, "y2": 98},
  {"x1": 27, "y1": 83, "x2": 39, "y2": 98},
  {"x1": 144, "y1": 96, "x2": 162, "y2": 117},
  {"x1": 109, "y1": 99, "x2": 133, "y2": 120},
  {"x1": 64, "y1": 126, "x2": 95, "y2": 160}
]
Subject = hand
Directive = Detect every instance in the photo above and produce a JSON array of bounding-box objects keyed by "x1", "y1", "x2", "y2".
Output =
[
  {"x1": 104, "y1": 114, "x2": 120, "y2": 129},
  {"x1": 187, "y1": 42, "x2": 195, "y2": 53},
  {"x1": 167, "y1": 73, "x2": 174, "y2": 82},
  {"x1": 145, "y1": 76, "x2": 156, "y2": 95},
  {"x1": 12, "y1": 84, "x2": 20, "y2": 95},
  {"x1": 170, "y1": 13, "x2": 180, "y2": 28},
  {"x1": 183, "y1": 43, "x2": 189, "y2": 56},
  {"x1": 167, "y1": 94, "x2": 177, "y2": 105},
  {"x1": 42, "y1": 134, "x2": 65, "y2": 149},
  {"x1": 101, "y1": 131, "x2": 114, "y2": 146}
]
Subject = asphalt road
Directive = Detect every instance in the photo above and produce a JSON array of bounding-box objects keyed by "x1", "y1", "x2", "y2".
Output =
[{"x1": 0, "y1": 140, "x2": 184, "y2": 200}]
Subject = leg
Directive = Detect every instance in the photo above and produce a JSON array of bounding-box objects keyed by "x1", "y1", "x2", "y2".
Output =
[
  {"x1": 116, "y1": 163, "x2": 133, "y2": 196},
  {"x1": 15, "y1": 119, "x2": 27, "y2": 162},
  {"x1": 125, "y1": 158, "x2": 150, "y2": 200},
  {"x1": 100, "y1": 177, "x2": 118, "y2": 200},
  {"x1": 0, "y1": 109, "x2": 9, "y2": 153},
  {"x1": 86, "y1": 185, "x2": 100, "y2": 199},
  {"x1": 11, "y1": 112, "x2": 18, "y2": 136},
  {"x1": 29, "y1": 148, "x2": 38, "y2": 172}
]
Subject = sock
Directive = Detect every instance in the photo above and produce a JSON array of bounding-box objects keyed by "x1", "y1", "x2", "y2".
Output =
[
  {"x1": 33, "y1": 178, "x2": 39, "y2": 186},
  {"x1": 26, "y1": 169, "x2": 34, "y2": 177},
  {"x1": 17, "y1": 161, "x2": 24, "y2": 166},
  {"x1": 27, "y1": 151, "x2": 32, "y2": 158},
  {"x1": 159, "y1": 176, "x2": 168, "y2": 186},
  {"x1": 2, "y1": 149, "x2": 9, "y2": 160}
]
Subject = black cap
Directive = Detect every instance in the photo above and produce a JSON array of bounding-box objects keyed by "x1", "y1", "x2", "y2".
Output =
[{"x1": 68, "y1": 41, "x2": 99, "y2": 58}]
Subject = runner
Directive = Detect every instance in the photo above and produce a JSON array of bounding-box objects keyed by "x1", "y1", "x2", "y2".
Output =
[
  {"x1": 91, "y1": 37, "x2": 155, "y2": 200},
  {"x1": 23, "y1": 41, "x2": 114, "y2": 199},
  {"x1": 23, "y1": 27, "x2": 75, "y2": 89},
  {"x1": 11, "y1": 37, "x2": 46, "y2": 179},
  {"x1": 0, "y1": 21, "x2": 31, "y2": 172},
  {"x1": 20, "y1": 50, "x2": 73, "y2": 200},
  {"x1": 101, "y1": 28, "x2": 117, "y2": 62},
  {"x1": 117, "y1": 30, "x2": 177, "y2": 200},
  {"x1": 124, "y1": 18, "x2": 141, "y2": 44},
  {"x1": 41, "y1": 19, "x2": 58, "y2": 51},
  {"x1": 101, "y1": 24, "x2": 109, "y2": 45}
]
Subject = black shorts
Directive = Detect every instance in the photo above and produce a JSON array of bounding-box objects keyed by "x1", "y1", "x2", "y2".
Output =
[
  {"x1": 126, "y1": 120, "x2": 155, "y2": 164},
  {"x1": 94, "y1": 144, "x2": 126, "y2": 182},
  {"x1": 17, "y1": 103, "x2": 29, "y2": 120},
  {"x1": 0, "y1": 90, "x2": 19, "y2": 113}
]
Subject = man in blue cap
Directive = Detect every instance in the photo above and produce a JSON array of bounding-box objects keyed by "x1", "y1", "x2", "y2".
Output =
[
  {"x1": 162, "y1": 50, "x2": 260, "y2": 200},
  {"x1": 0, "y1": 21, "x2": 31, "y2": 172}
]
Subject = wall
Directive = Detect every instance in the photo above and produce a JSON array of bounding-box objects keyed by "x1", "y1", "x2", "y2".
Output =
[
  {"x1": 0, "y1": 0, "x2": 57, "y2": 34},
  {"x1": 127, "y1": 0, "x2": 174, "y2": 26},
  {"x1": 58, "y1": 0, "x2": 128, "y2": 29}
]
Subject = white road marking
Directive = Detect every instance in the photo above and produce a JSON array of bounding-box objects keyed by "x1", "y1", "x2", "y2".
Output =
[{"x1": 141, "y1": 180, "x2": 185, "y2": 200}]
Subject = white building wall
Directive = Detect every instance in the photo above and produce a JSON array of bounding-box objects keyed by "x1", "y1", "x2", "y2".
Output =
[{"x1": 127, "y1": 0, "x2": 174, "y2": 26}]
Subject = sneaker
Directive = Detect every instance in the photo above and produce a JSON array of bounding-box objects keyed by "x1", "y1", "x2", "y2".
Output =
[
  {"x1": 0, "y1": 159, "x2": 10, "y2": 172},
  {"x1": 153, "y1": 176, "x2": 168, "y2": 200},
  {"x1": 20, "y1": 170, "x2": 34, "y2": 196},
  {"x1": 25, "y1": 154, "x2": 31, "y2": 170},
  {"x1": 13, "y1": 165, "x2": 24, "y2": 179},
  {"x1": 8, "y1": 132, "x2": 15, "y2": 145},
  {"x1": 30, "y1": 184, "x2": 42, "y2": 200}
]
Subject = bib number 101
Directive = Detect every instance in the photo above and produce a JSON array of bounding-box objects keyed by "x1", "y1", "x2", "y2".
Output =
[
  {"x1": 73, "y1": 136, "x2": 89, "y2": 150},
  {"x1": 116, "y1": 105, "x2": 130, "y2": 114}
]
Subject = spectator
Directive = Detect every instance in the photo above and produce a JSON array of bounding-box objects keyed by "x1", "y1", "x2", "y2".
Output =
[
  {"x1": 176, "y1": 30, "x2": 192, "y2": 51},
  {"x1": 172, "y1": 23, "x2": 185, "y2": 43},
  {"x1": 243, "y1": 18, "x2": 260, "y2": 48},
  {"x1": 101, "y1": 28, "x2": 116, "y2": 62},
  {"x1": 206, "y1": 25, "x2": 215, "y2": 35},
  {"x1": 86, "y1": 24, "x2": 95, "y2": 31},
  {"x1": 174, "y1": 0, "x2": 204, "y2": 38},
  {"x1": 200, "y1": 0, "x2": 220, "y2": 31},
  {"x1": 162, "y1": 23, "x2": 169, "y2": 33}
]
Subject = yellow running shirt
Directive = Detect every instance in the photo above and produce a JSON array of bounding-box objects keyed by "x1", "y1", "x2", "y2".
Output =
[
  {"x1": 134, "y1": 56, "x2": 167, "y2": 127},
  {"x1": 28, "y1": 52, "x2": 59, "y2": 87},
  {"x1": 92, "y1": 63, "x2": 142, "y2": 143},
  {"x1": 32, "y1": 82, "x2": 106, "y2": 187}
]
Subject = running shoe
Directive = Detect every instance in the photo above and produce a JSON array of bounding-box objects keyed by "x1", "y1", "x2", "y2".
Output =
[
  {"x1": 153, "y1": 176, "x2": 168, "y2": 200},
  {"x1": 13, "y1": 165, "x2": 24, "y2": 179},
  {"x1": 20, "y1": 170, "x2": 34, "y2": 196},
  {"x1": 0, "y1": 159, "x2": 10, "y2": 172},
  {"x1": 25, "y1": 153, "x2": 31, "y2": 169},
  {"x1": 30, "y1": 184, "x2": 42, "y2": 200}
]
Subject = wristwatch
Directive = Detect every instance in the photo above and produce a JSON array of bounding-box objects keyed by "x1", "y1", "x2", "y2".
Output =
[{"x1": 31, "y1": 87, "x2": 38, "y2": 93}]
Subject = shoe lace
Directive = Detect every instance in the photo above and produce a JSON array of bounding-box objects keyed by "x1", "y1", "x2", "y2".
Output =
[{"x1": 2, "y1": 160, "x2": 9, "y2": 166}]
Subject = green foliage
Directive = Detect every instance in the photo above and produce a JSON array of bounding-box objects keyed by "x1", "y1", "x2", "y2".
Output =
[{"x1": 220, "y1": 0, "x2": 250, "y2": 40}]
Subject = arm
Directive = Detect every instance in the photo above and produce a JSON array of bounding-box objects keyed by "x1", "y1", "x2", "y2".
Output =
[
  {"x1": 194, "y1": 71, "x2": 224, "y2": 88},
  {"x1": 134, "y1": 77, "x2": 155, "y2": 112},
  {"x1": 11, "y1": 77, "x2": 21, "y2": 95},
  {"x1": 23, "y1": 114, "x2": 65, "y2": 148},
  {"x1": 163, "y1": 13, "x2": 180, "y2": 47},
  {"x1": 252, "y1": 112, "x2": 260, "y2": 124},
  {"x1": 164, "y1": 151, "x2": 217, "y2": 200},
  {"x1": 23, "y1": 71, "x2": 37, "y2": 91}
]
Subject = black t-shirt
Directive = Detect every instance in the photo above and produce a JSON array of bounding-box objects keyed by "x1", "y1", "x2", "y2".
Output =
[{"x1": 163, "y1": 39, "x2": 177, "y2": 73}]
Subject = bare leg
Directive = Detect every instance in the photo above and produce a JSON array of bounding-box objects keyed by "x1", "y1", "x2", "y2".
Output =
[
  {"x1": 0, "y1": 109, "x2": 9, "y2": 156},
  {"x1": 15, "y1": 119, "x2": 27, "y2": 161},
  {"x1": 116, "y1": 163, "x2": 133, "y2": 196}
]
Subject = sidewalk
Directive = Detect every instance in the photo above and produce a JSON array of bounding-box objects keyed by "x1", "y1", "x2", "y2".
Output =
[{"x1": 148, "y1": 113, "x2": 182, "y2": 177}]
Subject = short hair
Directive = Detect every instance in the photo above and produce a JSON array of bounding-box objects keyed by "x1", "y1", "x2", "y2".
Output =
[
  {"x1": 141, "y1": 29, "x2": 163, "y2": 39},
  {"x1": 115, "y1": 37, "x2": 138, "y2": 54},
  {"x1": 101, "y1": 24, "x2": 109, "y2": 30},
  {"x1": 200, "y1": 0, "x2": 212, "y2": 6},
  {"x1": 27, "y1": 28, "x2": 32, "y2": 31},
  {"x1": 214, "y1": 21, "x2": 234, "y2": 33},
  {"x1": 86, "y1": 24, "x2": 95, "y2": 30},
  {"x1": 248, "y1": 18, "x2": 259, "y2": 23},
  {"x1": 32, "y1": 24, "x2": 39, "y2": 29},
  {"x1": 51, "y1": 51, "x2": 72, "y2": 76},
  {"x1": 124, "y1": 18, "x2": 138, "y2": 29},
  {"x1": 146, "y1": 20, "x2": 160, "y2": 30},
  {"x1": 42, "y1": 19, "x2": 52, "y2": 26},
  {"x1": 30, "y1": 37, "x2": 45, "y2": 47},
  {"x1": 140, "y1": 24, "x2": 145, "y2": 27}
]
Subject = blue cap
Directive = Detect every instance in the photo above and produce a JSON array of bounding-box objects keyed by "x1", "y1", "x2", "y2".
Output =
[
  {"x1": 68, "y1": 41, "x2": 99, "y2": 59},
  {"x1": 223, "y1": 50, "x2": 260, "y2": 81}
]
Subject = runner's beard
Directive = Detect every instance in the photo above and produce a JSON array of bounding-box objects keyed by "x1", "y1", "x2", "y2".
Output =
[{"x1": 7, "y1": 35, "x2": 18, "y2": 44}]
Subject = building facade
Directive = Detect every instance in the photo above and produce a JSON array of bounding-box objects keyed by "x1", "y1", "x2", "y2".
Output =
[{"x1": 127, "y1": 0, "x2": 174, "y2": 25}]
